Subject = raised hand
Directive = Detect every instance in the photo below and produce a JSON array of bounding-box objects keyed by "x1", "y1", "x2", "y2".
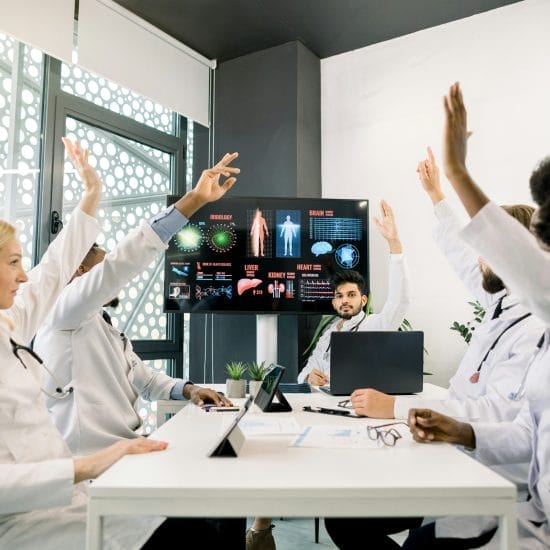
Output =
[
  {"x1": 194, "y1": 152, "x2": 240, "y2": 205},
  {"x1": 439, "y1": 83, "x2": 488, "y2": 217},
  {"x1": 373, "y1": 200, "x2": 402, "y2": 253},
  {"x1": 63, "y1": 137, "x2": 103, "y2": 216},
  {"x1": 417, "y1": 147, "x2": 445, "y2": 205},
  {"x1": 408, "y1": 408, "x2": 475, "y2": 448},
  {"x1": 175, "y1": 152, "x2": 240, "y2": 218},
  {"x1": 442, "y1": 82, "x2": 471, "y2": 181}
]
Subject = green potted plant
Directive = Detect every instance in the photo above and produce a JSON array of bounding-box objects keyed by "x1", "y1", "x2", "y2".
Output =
[
  {"x1": 247, "y1": 360, "x2": 269, "y2": 398},
  {"x1": 225, "y1": 361, "x2": 247, "y2": 398}
]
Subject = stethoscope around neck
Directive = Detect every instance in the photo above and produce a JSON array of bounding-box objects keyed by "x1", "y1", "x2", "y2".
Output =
[
  {"x1": 508, "y1": 333, "x2": 546, "y2": 401},
  {"x1": 10, "y1": 338, "x2": 74, "y2": 400},
  {"x1": 323, "y1": 311, "x2": 367, "y2": 360}
]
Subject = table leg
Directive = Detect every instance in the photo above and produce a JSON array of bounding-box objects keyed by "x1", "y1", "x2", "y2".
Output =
[
  {"x1": 498, "y1": 502, "x2": 518, "y2": 550},
  {"x1": 86, "y1": 501, "x2": 103, "y2": 550}
]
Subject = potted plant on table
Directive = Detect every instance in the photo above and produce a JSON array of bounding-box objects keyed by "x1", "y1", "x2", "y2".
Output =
[
  {"x1": 225, "y1": 361, "x2": 247, "y2": 398},
  {"x1": 247, "y1": 360, "x2": 269, "y2": 398}
]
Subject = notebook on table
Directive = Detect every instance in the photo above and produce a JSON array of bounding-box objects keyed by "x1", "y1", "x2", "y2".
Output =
[{"x1": 326, "y1": 331, "x2": 424, "y2": 396}]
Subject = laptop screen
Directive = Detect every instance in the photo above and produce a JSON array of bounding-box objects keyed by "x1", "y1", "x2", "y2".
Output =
[{"x1": 329, "y1": 331, "x2": 424, "y2": 395}]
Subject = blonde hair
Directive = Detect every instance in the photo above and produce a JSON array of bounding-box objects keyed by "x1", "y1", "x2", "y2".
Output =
[
  {"x1": 0, "y1": 219, "x2": 16, "y2": 250},
  {"x1": 500, "y1": 204, "x2": 535, "y2": 230}
]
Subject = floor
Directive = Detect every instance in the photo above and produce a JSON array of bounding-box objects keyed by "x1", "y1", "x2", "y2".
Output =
[{"x1": 246, "y1": 517, "x2": 407, "y2": 549}]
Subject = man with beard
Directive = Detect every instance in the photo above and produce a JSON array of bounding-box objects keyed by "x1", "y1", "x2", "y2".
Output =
[
  {"x1": 297, "y1": 200, "x2": 411, "y2": 386},
  {"x1": 323, "y1": 149, "x2": 546, "y2": 550}
]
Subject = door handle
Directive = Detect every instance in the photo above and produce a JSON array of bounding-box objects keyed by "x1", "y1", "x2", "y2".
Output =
[{"x1": 51, "y1": 211, "x2": 63, "y2": 234}]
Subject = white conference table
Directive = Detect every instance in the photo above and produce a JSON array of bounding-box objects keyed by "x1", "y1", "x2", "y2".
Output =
[{"x1": 87, "y1": 383, "x2": 517, "y2": 549}]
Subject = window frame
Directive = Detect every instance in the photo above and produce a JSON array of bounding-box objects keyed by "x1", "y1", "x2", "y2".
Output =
[{"x1": 36, "y1": 57, "x2": 187, "y2": 377}]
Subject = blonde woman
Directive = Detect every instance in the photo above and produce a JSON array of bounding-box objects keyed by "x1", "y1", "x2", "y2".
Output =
[{"x1": 0, "y1": 139, "x2": 242, "y2": 549}]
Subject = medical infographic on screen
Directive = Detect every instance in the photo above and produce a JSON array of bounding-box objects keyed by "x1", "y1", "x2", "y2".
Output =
[{"x1": 164, "y1": 197, "x2": 369, "y2": 314}]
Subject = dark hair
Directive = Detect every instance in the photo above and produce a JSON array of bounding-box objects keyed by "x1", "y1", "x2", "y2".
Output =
[
  {"x1": 330, "y1": 270, "x2": 367, "y2": 295},
  {"x1": 82, "y1": 242, "x2": 102, "y2": 266},
  {"x1": 530, "y1": 157, "x2": 550, "y2": 206},
  {"x1": 533, "y1": 199, "x2": 550, "y2": 248}
]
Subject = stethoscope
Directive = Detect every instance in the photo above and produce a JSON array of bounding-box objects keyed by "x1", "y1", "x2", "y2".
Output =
[
  {"x1": 508, "y1": 333, "x2": 546, "y2": 401},
  {"x1": 323, "y1": 311, "x2": 367, "y2": 361},
  {"x1": 10, "y1": 338, "x2": 74, "y2": 400}
]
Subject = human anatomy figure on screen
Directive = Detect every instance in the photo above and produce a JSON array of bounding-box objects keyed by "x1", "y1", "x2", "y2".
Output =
[
  {"x1": 250, "y1": 208, "x2": 268, "y2": 257},
  {"x1": 280, "y1": 215, "x2": 297, "y2": 256}
]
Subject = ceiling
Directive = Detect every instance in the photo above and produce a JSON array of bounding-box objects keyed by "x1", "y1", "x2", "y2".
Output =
[{"x1": 112, "y1": 0, "x2": 522, "y2": 63}]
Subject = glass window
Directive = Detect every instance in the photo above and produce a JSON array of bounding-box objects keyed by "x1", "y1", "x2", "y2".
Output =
[
  {"x1": 61, "y1": 62, "x2": 176, "y2": 135},
  {"x1": 0, "y1": 34, "x2": 44, "y2": 269}
]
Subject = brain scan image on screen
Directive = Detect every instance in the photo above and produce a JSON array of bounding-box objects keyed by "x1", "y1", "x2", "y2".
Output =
[
  {"x1": 206, "y1": 224, "x2": 237, "y2": 253},
  {"x1": 174, "y1": 224, "x2": 203, "y2": 252},
  {"x1": 311, "y1": 241, "x2": 333, "y2": 256},
  {"x1": 335, "y1": 243, "x2": 360, "y2": 269}
]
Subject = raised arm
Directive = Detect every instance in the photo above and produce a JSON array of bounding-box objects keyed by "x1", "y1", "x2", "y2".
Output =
[
  {"x1": 45, "y1": 152, "x2": 240, "y2": 330},
  {"x1": 441, "y1": 82, "x2": 489, "y2": 217},
  {"x1": 418, "y1": 148, "x2": 490, "y2": 305},
  {"x1": 373, "y1": 199, "x2": 402, "y2": 254},
  {"x1": 63, "y1": 137, "x2": 102, "y2": 217},
  {"x1": 417, "y1": 147, "x2": 445, "y2": 206},
  {"x1": 10, "y1": 138, "x2": 101, "y2": 341},
  {"x1": 369, "y1": 200, "x2": 411, "y2": 329}
]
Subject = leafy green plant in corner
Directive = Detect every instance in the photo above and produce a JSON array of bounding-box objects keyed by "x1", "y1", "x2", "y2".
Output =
[
  {"x1": 225, "y1": 361, "x2": 247, "y2": 380},
  {"x1": 450, "y1": 300, "x2": 486, "y2": 344},
  {"x1": 248, "y1": 360, "x2": 269, "y2": 381}
]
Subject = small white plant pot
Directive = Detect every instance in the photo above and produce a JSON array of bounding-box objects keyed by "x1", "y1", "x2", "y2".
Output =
[{"x1": 226, "y1": 378, "x2": 246, "y2": 398}]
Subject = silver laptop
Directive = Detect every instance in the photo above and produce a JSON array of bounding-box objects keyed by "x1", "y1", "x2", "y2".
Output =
[{"x1": 327, "y1": 331, "x2": 424, "y2": 395}]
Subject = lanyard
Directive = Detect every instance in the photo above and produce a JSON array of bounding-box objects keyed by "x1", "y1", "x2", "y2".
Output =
[{"x1": 470, "y1": 313, "x2": 531, "y2": 383}]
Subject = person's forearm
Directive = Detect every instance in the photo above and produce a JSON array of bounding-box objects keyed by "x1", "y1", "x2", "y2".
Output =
[
  {"x1": 388, "y1": 238, "x2": 402, "y2": 254},
  {"x1": 78, "y1": 187, "x2": 102, "y2": 217},
  {"x1": 173, "y1": 189, "x2": 206, "y2": 219},
  {"x1": 427, "y1": 188, "x2": 446, "y2": 205},
  {"x1": 456, "y1": 421, "x2": 476, "y2": 449},
  {"x1": 74, "y1": 442, "x2": 127, "y2": 482},
  {"x1": 445, "y1": 168, "x2": 490, "y2": 218}
]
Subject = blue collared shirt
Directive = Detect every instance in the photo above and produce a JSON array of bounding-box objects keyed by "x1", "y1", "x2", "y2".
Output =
[{"x1": 149, "y1": 203, "x2": 188, "y2": 243}]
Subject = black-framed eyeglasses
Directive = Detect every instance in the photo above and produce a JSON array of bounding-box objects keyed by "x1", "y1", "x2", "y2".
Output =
[
  {"x1": 367, "y1": 421, "x2": 408, "y2": 447},
  {"x1": 337, "y1": 399, "x2": 354, "y2": 409},
  {"x1": 10, "y1": 338, "x2": 73, "y2": 400}
]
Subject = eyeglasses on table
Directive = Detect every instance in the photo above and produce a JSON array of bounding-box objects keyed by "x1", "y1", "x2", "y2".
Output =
[{"x1": 367, "y1": 421, "x2": 409, "y2": 447}]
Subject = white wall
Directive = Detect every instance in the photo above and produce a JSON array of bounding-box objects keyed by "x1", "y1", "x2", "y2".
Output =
[{"x1": 321, "y1": 0, "x2": 550, "y2": 386}]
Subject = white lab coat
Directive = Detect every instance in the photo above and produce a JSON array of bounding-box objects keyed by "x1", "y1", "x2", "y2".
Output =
[
  {"x1": 35, "y1": 220, "x2": 190, "y2": 455},
  {"x1": 297, "y1": 253, "x2": 411, "y2": 383},
  {"x1": 0, "y1": 208, "x2": 163, "y2": 550},
  {"x1": 455, "y1": 201, "x2": 550, "y2": 549},
  {"x1": 394, "y1": 200, "x2": 545, "y2": 424}
]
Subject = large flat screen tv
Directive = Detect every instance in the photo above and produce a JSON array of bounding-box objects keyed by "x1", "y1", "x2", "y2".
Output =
[{"x1": 164, "y1": 197, "x2": 369, "y2": 314}]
